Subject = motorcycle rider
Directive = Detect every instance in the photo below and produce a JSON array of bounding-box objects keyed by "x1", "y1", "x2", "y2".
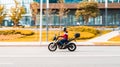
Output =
[
  {"x1": 48, "y1": 27, "x2": 78, "y2": 51},
  {"x1": 58, "y1": 27, "x2": 68, "y2": 46}
]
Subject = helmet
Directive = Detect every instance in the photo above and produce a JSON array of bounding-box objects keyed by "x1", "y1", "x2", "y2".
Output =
[{"x1": 63, "y1": 27, "x2": 67, "y2": 31}]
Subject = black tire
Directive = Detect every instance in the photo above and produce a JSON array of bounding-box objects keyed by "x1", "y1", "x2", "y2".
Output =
[
  {"x1": 48, "y1": 42, "x2": 57, "y2": 52},
  {"x1": 68, "y1": 43, "x2": 76, "y2": 51}
]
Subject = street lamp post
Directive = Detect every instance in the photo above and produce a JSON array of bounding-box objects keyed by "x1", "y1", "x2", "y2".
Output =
[
  {"x1": 105, "y1": 0, "x2": 108, "y2": 26},
  {"x1": 40, "y1": 0, "x2": 43, "y2": 44},
  {"x1": 46, "y1": 0, "x2": 49, "y2": 42}
]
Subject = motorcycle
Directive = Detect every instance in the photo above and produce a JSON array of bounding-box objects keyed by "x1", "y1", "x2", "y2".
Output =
[{"x1": 48, "y1": 33, "x2": 80, "y2": 52}]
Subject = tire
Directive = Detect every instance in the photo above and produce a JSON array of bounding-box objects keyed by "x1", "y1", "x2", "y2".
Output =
[
  {"x1": 68, "y1": 43, "x2": 76, "y2": 51},
  {"x1": 48, "y1": 42, "x2": 57, "y2": 52}
]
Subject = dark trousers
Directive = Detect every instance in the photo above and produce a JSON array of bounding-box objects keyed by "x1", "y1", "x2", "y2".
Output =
[{"x1": 59, "y1": 39, "x2": 67, "y2": 45}]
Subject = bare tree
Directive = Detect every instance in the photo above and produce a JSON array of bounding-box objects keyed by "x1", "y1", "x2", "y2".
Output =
[
  {"x1": 57, "y1": 0, "x2": 69, "y2": 29},
  {"x1": 44, "y1": 8, "x2": 56, "y2": 28}
]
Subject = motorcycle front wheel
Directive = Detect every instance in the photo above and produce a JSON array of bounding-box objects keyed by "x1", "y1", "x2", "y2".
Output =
[
  {"x1": 68, "y1": 43, "x2": 76, "y2": 51},
  {"x1": 48, "y1": 42, "x2": 57, "y2": 52}
]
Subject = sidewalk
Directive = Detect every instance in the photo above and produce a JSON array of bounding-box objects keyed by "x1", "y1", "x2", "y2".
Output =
[
  {"x1": 0, "y1": 42, "x2": 95, "y2": 46},
  {"x1": 88, "y1": 31, "x2": 119, "y2": 42}
]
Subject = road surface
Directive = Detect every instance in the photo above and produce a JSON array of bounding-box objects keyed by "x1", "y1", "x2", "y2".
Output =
[{"x1": 0, "y1": 46, "x2": 120, "y2": 67}]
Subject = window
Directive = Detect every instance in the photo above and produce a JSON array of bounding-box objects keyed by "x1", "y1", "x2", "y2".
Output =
[
  {"x1": 108, "y1": 0, "x2": 113, "y2": 3},
  {"x1": 33, "y1": 0, "x2": 40, "y2": 3},
  {"x1": 114, "y1": 0, "x2": 119, "y2": 3},
  {"x1": 97, "y1": 0, "x2": 102, "y2": 3},
  {"x1": 36, "y1": 0, "x2": 83, "y2": 3},
  {"x1": 38, "y1": 0, "x2": 57, "y2": 3},
  {"x1": 97, "y1": 0, "x2": 105, "y2": 3},
  {"x1": 65, "y1": 0, "x2": 82, "y2": 3},
  {"x1": 102, "y1": 0, "x2": 105, "y2": 3},
  {"x1": 49, "y1": 0, "x2": 57, "y2": 3}
]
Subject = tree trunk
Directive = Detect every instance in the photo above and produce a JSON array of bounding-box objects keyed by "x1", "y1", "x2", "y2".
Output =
[
  {"x1": 34, "y1": 16, "x2": 36, "y2": 26},
  {"x1": 59, "y1": 16, "x2": 62, "y2": 35},
  {"x1": 82, "y1": 16, "x2": 85, "y2": 25},
  {"x1": 59, "y1": 16, "x2": 63, "y2": 29},
  {"x1": 32, "y1": 15, "x2": 36, "y2": 26},
  {"x1": 13, "y1": 22, "x2": 18, "y2": 27},
  {"x1": 0, "y1": 24, "x2": 2, "y2": 28}
]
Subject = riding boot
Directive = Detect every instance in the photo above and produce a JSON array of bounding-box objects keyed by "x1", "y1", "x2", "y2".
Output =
[{"x1": 62, "y1": 44, "x2": 66, "y2": 49}]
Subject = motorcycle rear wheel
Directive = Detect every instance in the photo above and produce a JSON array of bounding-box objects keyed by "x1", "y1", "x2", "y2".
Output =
[
  {"x1": 48, "y1": 42, "x2": 57, "y2": 52},
  {"x1": 68, "y1": 43, "x2": 76, "y2": 51}
]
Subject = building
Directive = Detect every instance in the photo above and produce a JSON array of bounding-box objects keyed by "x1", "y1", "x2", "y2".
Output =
[
  {"x1": 0, "y1": 0, "x2": 33, "y2": 26},
  {"x1": 1, "y1": 0, "x2": 120, "y2": 26},
  {"x1": 33, "y1": 0, "x2": 120, "y2": 26}
]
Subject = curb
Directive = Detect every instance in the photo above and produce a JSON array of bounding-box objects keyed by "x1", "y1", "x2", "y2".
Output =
[
  {"x1": 0, "y1": 42, "x2": 95, "y2": 46},
  {"x1": 0, "y1": 45, "x2": 120, "y2": 47},
  {"x1": 0, "y1": 42, "x2": 120, "y2": 47}
]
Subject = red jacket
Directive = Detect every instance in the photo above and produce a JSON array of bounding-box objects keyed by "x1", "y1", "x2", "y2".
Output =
[{"x1": 61, "y1": 31, "x2": 68, "y2": 40}]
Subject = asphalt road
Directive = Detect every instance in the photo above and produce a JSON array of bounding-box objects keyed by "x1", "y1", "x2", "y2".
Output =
[{"x1": 0, "y1": 46, "x2": 120, "y2": 67}]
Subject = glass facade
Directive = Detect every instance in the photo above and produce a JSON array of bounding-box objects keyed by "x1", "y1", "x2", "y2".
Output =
[
  {"x1": 0, "y1": 0, "x2": 120, "y2": 26},
  {"x1": 65, "y1": 0, "x2": 82, "y2": 3},
  {"x1": 108, "y1": 0, "x2": 113, "y2": 3},
  {"x1": 114, "y1": 0, "x2": 119, "y2": 3},
  {"x1": 41, "y1": 10, "x2": 120, "y2": 26},
  {"x1": 38, "y1": 0, "x2": 120, "y2": 26},
  {"x1": 49, "y1": 0, "x2": 57, "y2": 3},
  {"x1": 34, "y1": 0, "x2": 40, "y2": 3},
  {"x1": 35, "y1": 0, "x2": 120, "y2": 3},
  {"x1": 97, "y1": 0, "x2": 120, "y2": 3},
  {"x1": 36, "y1": 0, "x2": 82, "y2": 3}
]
